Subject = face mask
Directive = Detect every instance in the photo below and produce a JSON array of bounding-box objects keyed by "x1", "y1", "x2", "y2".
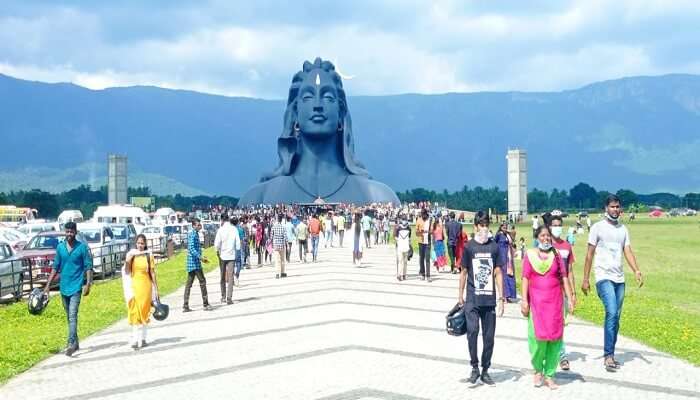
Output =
[
  {"x1": 551, "y1": 226, "x2": 563, "y2": 238},
  {"x1": 605, "y1": 212, "x2": 619, "y2": 222},
  {"x1": 476, "y1": 227, "x2": 489, "y2": 243},
  {"x1": 538, "y1": 242, "x2": 552, "y2": 251}
]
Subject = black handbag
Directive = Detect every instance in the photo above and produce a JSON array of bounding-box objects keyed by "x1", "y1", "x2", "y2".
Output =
[{"x1": 445, "y1": 303, "x2": 467, "y2": 336}]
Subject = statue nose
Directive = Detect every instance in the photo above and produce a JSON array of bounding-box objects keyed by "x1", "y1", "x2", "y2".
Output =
[{"x1": 313, "y1": 105, "x2": 323, "y2": 112}]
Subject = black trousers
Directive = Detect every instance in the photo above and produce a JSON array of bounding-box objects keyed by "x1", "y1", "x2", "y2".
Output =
[
  {"x1": 448, "y1": 244, "x2": 457, "y2": 269},
  {"x1": 298, "y1": 239, "x2": 308, "y2": 261},
  {"x1": 184, "y1": 269, "x2": 209, "y2": 307},
  {"x1": 364, "y1": 230, "x2": 371, "y2": 247},
  {"x1": 338, "y1": 230, "x2": 344, "y2": 247},
  {"x1": 286, "y1": 242, "x2": 292, "y2": 262},
  {"x1": 419, "y1": 243, "x2": 431, "y2": 277},
  {"x1": 466, "y1": 305, "x2": 496, "y2": 370}
]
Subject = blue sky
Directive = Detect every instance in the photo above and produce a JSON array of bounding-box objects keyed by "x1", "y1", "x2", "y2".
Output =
[{"x1": 2, "y1": 0, "x2": 700, "y2": 98}]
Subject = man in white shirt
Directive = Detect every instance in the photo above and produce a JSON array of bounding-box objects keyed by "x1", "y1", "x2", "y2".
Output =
[
  {"x1": 582, "y1": 194, "x2": 643, "y2": 372},
  {"x1": 214, "y1": 214, "x2": 241, "y2": 305}
]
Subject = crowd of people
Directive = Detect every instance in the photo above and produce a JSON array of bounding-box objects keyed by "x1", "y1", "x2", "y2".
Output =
[{"x1": 41, "y1": 195, "x2": 643, "y2": 390}]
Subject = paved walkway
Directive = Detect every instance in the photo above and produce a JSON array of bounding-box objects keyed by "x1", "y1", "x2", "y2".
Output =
[{"x1": 2, "y1": 243, "x2": 699, "y2": 399}]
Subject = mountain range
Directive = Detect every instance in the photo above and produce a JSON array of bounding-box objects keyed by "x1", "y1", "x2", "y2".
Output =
[{"x1": 1, "y1": 72, "x2": 699, "y2": 196}]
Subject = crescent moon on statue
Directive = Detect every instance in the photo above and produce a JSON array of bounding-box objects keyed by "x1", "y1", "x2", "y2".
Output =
[{"x1": 333, "y1": 59, "x2": 355, "y2": 80}]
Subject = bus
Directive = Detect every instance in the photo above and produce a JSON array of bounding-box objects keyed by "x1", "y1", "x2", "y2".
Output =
[{"x1": 0, "y1": 206, "x2": 38, "y2": 228}]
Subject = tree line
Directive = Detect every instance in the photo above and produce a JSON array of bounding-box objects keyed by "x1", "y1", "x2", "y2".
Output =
[{"x1": 397, "y1": 182, "x2": 700, "y2": 213}]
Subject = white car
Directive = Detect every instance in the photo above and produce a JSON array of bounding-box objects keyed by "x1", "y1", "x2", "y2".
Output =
[
  {"x1": 0, "y1": 240, "x2": 24, "y2": 301},
  {"x1": 140, "y1": 226, "x2": 167, "y2": 253},
  {"x1": 77, "y1": 223, "x2": 118, "y2": 276},
  {"x1": 17, "y1": 223, "x2": 57, "y2": 240},
  {"x1": 0, "y1": 227, "x2": 29, "y2": 252}
]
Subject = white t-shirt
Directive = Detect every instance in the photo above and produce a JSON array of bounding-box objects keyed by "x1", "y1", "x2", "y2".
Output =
[
  {"x1": 588, "y1": 220, "x2": 630, "y2": 283},
  {"x1": 532, "y1": 217, "x2": 539, "y2": 229}
]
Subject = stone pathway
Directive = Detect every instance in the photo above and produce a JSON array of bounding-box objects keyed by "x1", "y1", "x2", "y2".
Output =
[{"x1": 2, "y1": 243, "x2": 699, "y2": 399}]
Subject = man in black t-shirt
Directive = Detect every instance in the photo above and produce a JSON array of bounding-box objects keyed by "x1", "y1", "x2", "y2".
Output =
[{"x1": 458, "y1": 210, "x2": 505, "y2": 386}]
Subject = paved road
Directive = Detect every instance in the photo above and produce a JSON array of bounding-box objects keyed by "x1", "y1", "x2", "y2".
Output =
[{"x1": 2, "y1": 243, "x2": 699, "y2": 399}]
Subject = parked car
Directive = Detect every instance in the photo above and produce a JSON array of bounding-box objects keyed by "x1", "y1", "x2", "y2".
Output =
[
  {"x1": 17, "y1": 232, "x2": 87, "y2": 287},
  {"x1": 17, "y1": 223, "x2": 57, "y2": 240},
  {"x1": 0, "y1": 227, "x2": 29, "y2": 252},
  {"x1": 164, "y1": 224, "x2": 188, "y2": 246},
  {"x1": 140, "y1": 225, "x2": 166, "y2": 253},
  {"x1": 109, "y1": 223, "x2": 137, "y2": 252},
  {"x1": 0, "y1": 240, "x2": 24, "y2": 301},
  {"x1": 77, "y1": 223, "x2": 118, "y2": 276}
]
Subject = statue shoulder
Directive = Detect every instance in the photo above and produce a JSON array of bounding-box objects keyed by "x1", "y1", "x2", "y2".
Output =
[
  {"x1": 238, "y1": 176, "x2": 300, "y2": 206},
  {"x1": 345, "y1": 176, "x2": 400, "y2": 205}
]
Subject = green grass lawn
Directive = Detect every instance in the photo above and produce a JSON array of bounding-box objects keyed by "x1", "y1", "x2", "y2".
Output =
[{"x1": 0, "y1": 247, "x2": 218, "y2": 384}]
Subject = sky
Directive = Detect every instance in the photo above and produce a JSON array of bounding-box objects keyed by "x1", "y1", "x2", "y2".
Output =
[{"x1": 2, "y1": 0, "x2": 700, "y2": 99}]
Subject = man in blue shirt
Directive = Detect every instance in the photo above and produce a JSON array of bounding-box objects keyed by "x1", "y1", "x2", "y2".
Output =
[
  {"x1": 183, "y1": 218, "x2": 212, "y2": 312},
  {"x1": 43, "y1": 222, "x2": 93, "y2": 357}
]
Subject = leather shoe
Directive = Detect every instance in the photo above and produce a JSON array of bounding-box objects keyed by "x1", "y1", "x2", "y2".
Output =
[
  {"x1": 468, "y1": 368, "x2": 480, "y2": 384},
  {"x1": 481, "y1": 369, "x2": 495, "y2": 385},
  {"x1": 65, "y1": 343, "x2": 78, "y2": 357}
]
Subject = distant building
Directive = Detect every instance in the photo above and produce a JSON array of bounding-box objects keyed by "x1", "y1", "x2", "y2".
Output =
[
  {"x1": 506, "y1": 149, "x2": 527, "y2": 221},
  {"x1": 108, "y1": 154, "x2": 128, "y2": 205}
]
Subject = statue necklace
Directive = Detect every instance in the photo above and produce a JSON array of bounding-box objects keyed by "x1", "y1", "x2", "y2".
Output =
[{"x1": 292, "y1": 174, "x2": 349, "y2": 201}]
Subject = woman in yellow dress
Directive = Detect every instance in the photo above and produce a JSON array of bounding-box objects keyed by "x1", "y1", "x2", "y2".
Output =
[{"x1": 124, "y1": 234, "x2": 159, "y2": 350}]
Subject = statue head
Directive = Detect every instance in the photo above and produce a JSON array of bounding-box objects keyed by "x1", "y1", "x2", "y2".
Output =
[{"x1": 261, "y1": 57, "x2": 369, "y2": 181}]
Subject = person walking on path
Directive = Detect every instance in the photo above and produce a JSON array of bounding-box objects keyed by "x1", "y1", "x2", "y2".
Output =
[
  {"x1": 582, "y1": 194, "x2": 643, "y2": 372},
  {"x1": 416, "y1": 209, "x2": 432, "y2": 282},
  {"x1": 458, "y1": 211, "x2": 505, "y2": 386},
  {"x1": 382, "y1": 216, "x2": 391, "y2": 245},
  {"x1": 214, "y1": 214, "x2": 239, "y2": 304},
  {"x1": 285, "y1": 216, "x2": 296, "y2": 262},
  {"x1": 432, "y1": 218, "x2": 448, "y2": 272},
  {"x1": 308, "y1": 213, "x2": 322, "y2": 262},
  {"x1": 323, "y1": 212, "x2": 334, "y2": 248},
  {"x1": 532, "y1": 215, "x2": 539, "y2": 241},
  {"x1": 395, "y1": 217, "x2": 411, "y2": 280},
  {"x1": 271, "y1": 215, "x2": 288, "y2": 278},
  {"x1": 521, "y1": 225, "x2": 575, "y2": 390},
  {"x1": 183, "y1": 218, "x2": 212, "y2": 312},
  {"x1": 295, "y1": 218, "x2": 309, "y2": 262},
  {"x1": 43, "y1": 222, "x2": 93, "y2": 357},
  {"x1": 233, "y1": 217, "x2": 244, "y2": 286},
  {"x1": 546, "y1": 213, "x2": 576, "y2": 371},
  {"x1": 446, "y1": 212, "x2": 462, "y2": 274},
  {"x1": 350, "y1": 213, "x2": 364, "y2": 266},
  {"x1": 495, "y1": 223, "x2": 517, "y2": 302},
  {"x1": 337, "y1": 212, "x2": 346, "y2": 247},
  {"x1": 124, "y1": 234, "x2": 159, "y2": 349},
  {"x1": 255, "y1": 217, "x2": 265, "y2": 267},
  {"x1": 361, "y1": 211, "x2": 372, "y2": 248}
]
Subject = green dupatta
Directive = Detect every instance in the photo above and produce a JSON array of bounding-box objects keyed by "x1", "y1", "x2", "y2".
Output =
[{"x1": 527, "y1": 248, "x2": 555, "y2": 275}]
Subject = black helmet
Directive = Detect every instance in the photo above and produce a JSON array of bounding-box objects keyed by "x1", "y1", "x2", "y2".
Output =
[
  {"x1": 445, "y1": 303, "x2": 467, "y2": 336},
  {"x1": 152, "y1": 300, "x2": 169, "y2": 321},
  {"x1": 28, "y1": 288, "x2": 50, "y2": 315}
]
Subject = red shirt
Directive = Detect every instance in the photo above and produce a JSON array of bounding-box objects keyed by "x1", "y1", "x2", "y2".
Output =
[
  {"x1": 308, "y1": 218, "x2": 321, "y2": 236},
  {"x1": 552, "y1": 238, "x2": 575, "y2": 272}
]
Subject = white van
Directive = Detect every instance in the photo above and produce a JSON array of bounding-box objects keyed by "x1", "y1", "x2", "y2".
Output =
[
  {"x1": 57, "y1": 210, "x2": 84, "y2": 230},
  {"x1": 93, "y1": 205, "x2": 149, "y2": 225}
]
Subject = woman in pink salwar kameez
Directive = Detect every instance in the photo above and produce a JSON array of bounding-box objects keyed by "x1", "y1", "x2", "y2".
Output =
[{"x1": 521, "y1": 225, "x2": 575, "y2": 390}]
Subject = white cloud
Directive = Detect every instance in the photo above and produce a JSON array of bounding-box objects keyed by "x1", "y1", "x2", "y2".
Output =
[{"x1": 1, "y1": 1, "x2": 700, "y2": 97}]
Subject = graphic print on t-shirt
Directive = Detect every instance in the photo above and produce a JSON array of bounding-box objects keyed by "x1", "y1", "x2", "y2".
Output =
[{"x1": 472, "y1": 252, "x2": 494, "y2": 296}]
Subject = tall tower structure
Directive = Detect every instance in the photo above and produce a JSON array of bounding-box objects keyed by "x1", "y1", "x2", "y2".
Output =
[
  {"x1": 506, "y1": 149, "x2": 527, "y2": 220},
  {"x1": 108, "y1": 154, "x2": 128, "y2": 205}
]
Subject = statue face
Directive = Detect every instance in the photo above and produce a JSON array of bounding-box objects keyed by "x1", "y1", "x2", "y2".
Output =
[{"x1": 296, "y1": 69, "x2": 341, "y2": 138}]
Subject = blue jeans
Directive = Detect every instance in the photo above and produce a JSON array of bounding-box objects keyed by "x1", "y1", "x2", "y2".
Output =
[
  {"x1": 596, "y1": 280, "x2": 625, "y2": 357},
  {"x1": 311, "y1": 235, "x2": 319, "y2": 260},
  {"x1": 235, "y1": 250, "x2": 242, "y2": 278},
  {"x1": 61, "y1": 292, "x2": 82, "y2": 346}
]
